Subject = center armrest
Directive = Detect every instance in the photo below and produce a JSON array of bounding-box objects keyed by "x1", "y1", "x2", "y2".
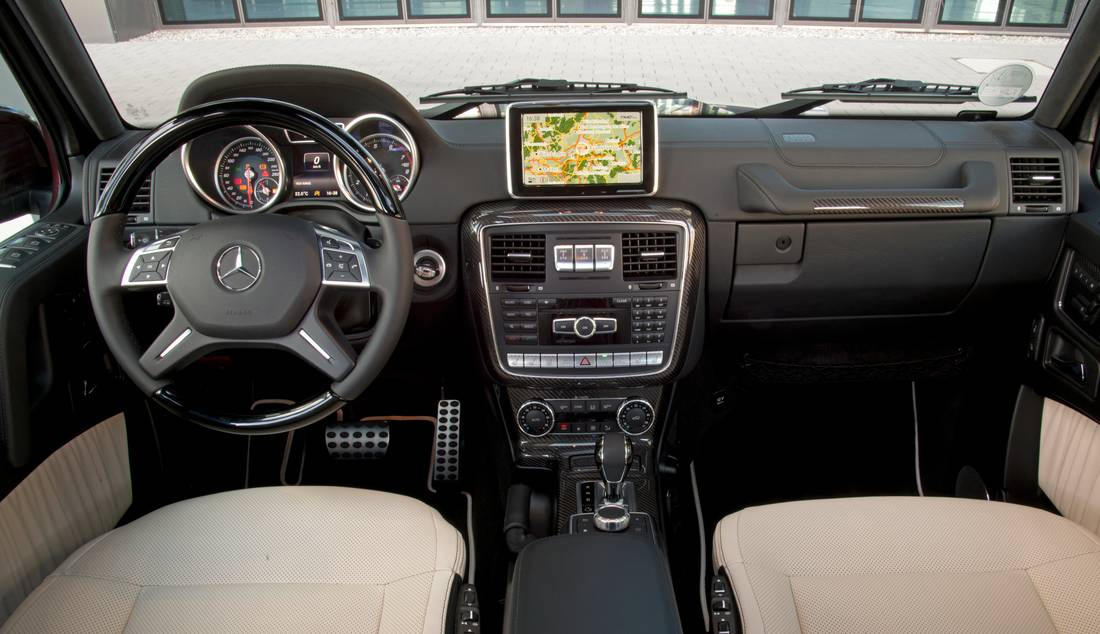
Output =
[{"x1": 504, "y1": 533, "x2": 682, "y2": 634}]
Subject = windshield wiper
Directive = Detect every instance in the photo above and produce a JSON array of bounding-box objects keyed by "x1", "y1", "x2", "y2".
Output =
[
  {"x1": 749, "y1": 78, "x2": 1037, "y2": 117},
  {"x1": 420, "y1": 78, "x2": 687, "y2": 118}
]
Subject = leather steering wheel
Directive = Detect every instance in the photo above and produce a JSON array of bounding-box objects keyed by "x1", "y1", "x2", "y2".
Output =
[{"x1": 88, "y1": 99, "x2": 413, "y2": 433}]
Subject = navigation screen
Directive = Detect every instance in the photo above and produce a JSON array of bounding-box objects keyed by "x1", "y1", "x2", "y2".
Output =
[
  {"x1": 507, "y1": 102, "x2": 656, "y2": 198},
  {"x1": 520, "y1": 111, "x2": 643, "y2": 187}
]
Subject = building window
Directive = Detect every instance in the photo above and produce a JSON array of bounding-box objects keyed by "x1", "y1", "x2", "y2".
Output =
[
  {"x1": 860, "y1": 0, "x2": 922, "y2": 21},
  {"x1": 409, "y1": 0, "x2": 469, "y2": 16},
  {"x1": 939, "y1": 0, "x2": 1003, "y2": 23},
  {"x1": 242, "y1": 0, "x2": 323, "y2": 21},
  {"x1": 158, "y1": 0, "x2": 239, "y2": 23},
  {"x1": 559, "y1": 0, "x2": 620, "y2": 16},
  {"x1": 790, "y1": 0, "x2": 855, "y2": 19},
  {"x1": 339, "y1": 0, "x2": 402, "y2": 17},
  {"x1": 639, "y1": 0, "x2": 703, "y2": 17},
  {"x1": 710, "y1": 0, "x2": 772, "y2": 18},
  {"x1": 1007, "y1": 0, "x2": 1072, "y2": 25},
  {"x1": 487, "y1": 0, "x2": 551, "y2": 16}
]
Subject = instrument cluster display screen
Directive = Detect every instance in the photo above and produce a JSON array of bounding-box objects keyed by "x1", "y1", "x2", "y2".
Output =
[
  {"x1": 507, "y1": 102, "x2": 656, "y2": 198},
  {"x1": 290, "y1": 146, "x2": 341, "y2": 200}
]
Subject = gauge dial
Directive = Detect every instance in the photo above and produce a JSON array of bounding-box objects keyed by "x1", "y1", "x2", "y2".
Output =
[
  {"x1": 215, "y1": 137, "x2": 284, "y2": 212},
  {"x1": 344, "y1": 134, "x2": 414, "y2": 205}
]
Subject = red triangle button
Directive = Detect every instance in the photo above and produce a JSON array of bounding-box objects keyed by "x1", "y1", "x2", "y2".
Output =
[{"x1": 579, "y1": 356, "x2": 591, "y2": 366}]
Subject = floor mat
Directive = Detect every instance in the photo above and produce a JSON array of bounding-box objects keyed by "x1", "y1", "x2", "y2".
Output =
[{"x1": 694, "y1": 381, "x2": 919, "y2": 534}]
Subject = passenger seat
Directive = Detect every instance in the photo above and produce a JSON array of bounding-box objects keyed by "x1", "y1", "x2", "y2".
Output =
[{"x1": 712, "y1": 389, "x2": 1100, "y2": 634}]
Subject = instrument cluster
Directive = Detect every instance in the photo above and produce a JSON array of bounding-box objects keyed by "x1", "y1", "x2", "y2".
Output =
[{"x1": 181, "y1": 114, "x2": 419, "y2": 216}]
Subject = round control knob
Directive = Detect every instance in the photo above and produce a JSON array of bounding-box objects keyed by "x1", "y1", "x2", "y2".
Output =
[
  {"x1": 574, "y1": 316, "x2": 596, "y2": 339},
  {"x1": 516, "y1": 400, "x2": 555, "y2": 437},
  {"x1": 616, "y1": 398, "x2": 655, "y2": 435}
]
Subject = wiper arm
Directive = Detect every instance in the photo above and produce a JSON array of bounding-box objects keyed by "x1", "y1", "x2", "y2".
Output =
[
  {"x1": 749, "y1": 77, "x2": 1036, "y2": 117},
  {"x1": 420, "y1": 78, "x2": 686, "y2": 105}
]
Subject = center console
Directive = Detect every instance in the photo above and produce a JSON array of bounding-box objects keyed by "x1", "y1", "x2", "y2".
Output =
[{"x1": 462, "y1": 200, "x2": 705, "y2": 537}]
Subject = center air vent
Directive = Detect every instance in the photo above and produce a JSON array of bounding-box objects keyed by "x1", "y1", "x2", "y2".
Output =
[
  {"x1": 622, "y1": 232, "x2": 678, "y2": 281},
  {"x1": 490, "y1": 233, "x2": 546, "y2": 282},
  {"x1": 1010, "y1": 157, "x2": 1063, "y2": 205},
  {"x1": 98, "y1": 166, "x2": 152, "y2": 214}
]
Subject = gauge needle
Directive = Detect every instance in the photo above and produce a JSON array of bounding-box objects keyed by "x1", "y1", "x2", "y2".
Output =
[{"x1": 246, "y1": 174, "x2": 254, "y2": 207}]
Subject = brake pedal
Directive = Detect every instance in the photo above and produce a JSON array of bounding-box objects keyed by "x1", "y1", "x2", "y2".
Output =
[
  {"x1": 325, "y1": 420, "x2": 390, "y2": 459},
  {"x1": 434, "y1": 399, "x2": 461, "y2": 482}
]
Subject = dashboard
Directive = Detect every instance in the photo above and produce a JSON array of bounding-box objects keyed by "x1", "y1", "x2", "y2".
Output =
[{"x1": 180, "y1": 113, "x2": 418, "y2": 216}]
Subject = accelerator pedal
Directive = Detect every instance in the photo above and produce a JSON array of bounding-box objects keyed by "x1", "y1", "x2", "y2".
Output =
[
  {"x1": 325, "y1": 420, "x2": 390, "y2": 459},
  {"x1": 434, "y1": 399, "x2": 461, "y2": 482}
]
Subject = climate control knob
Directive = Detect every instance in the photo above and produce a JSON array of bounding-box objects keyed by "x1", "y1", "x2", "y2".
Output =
[
  {"x1": 616, "y1": 398, "x2": 655, "y2": 435},
  {"x1": 516, "y1": 400, "x2": 555, "y2": 437}
]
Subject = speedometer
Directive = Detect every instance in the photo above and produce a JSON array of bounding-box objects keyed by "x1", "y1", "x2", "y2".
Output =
[{"x1": 215, "y1": 136, "x2": 284, "y2": 212}]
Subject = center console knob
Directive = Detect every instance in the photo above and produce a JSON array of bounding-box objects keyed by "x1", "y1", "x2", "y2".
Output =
[
  {"x1": 616, "y1": 398, "x2": 655, "y2": 435},
  {"x1": 516, "y1": 400, "x2": 555, "y2": 437},
  {"x1": 573, "y1": 316, "x2": 596, "y2": 338}
]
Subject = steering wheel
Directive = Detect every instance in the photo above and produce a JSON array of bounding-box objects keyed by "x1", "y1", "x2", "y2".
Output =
[{"x1": 87, "y1": 99, "x2": 413, "y2": 434}]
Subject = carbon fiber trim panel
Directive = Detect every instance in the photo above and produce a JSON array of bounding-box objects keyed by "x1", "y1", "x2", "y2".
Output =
[{"x1": 461, "y1": 200, "x2": 705, "y2": 388}]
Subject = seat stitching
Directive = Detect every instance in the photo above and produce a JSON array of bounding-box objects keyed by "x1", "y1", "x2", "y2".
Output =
[
  {"x1": 1024, "y1": 567, "x2": 1062, "y2": 632},
  {"x1": 120, "y1": 585, "x2": 143, "y2": 634},
  {"x1": 48, "y1": 570, "x2": 443, "y2": 588},
  {"x1": 787, "y1": 574, "x2": 806, "y2": 634}
]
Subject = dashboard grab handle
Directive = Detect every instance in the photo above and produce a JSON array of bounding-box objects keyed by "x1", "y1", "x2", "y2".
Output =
[{"x1": 737, "y1": 160, "x2": 1000, "y2": 215}]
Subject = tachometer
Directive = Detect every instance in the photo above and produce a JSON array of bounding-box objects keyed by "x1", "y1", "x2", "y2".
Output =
[
  {"x1": 334, "y1": 114, "x2": 419, "y2": 213},
  {"x1": 215, "y1": 137, "x2": 284, "y2": 212}
]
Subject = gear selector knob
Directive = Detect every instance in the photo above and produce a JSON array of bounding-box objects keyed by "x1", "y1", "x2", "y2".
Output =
[{"x1": 596, "y1": 432, "x2": 632, "y2": 502}]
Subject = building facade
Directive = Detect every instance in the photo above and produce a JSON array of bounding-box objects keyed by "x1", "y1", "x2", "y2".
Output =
[{"x1": 67, "y1": 0, "x2": 1084, "y2": 42}]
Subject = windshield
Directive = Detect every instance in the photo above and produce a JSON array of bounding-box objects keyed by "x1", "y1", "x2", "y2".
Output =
[{"x1": 66, "y1": 2, "x2": 1080, "y2": 127}]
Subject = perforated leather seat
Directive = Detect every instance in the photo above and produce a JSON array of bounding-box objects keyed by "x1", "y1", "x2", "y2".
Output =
[
  {"x1": 1, "y1": 486, "x2": 465, "y2": 633},
  {"x1": 714, "y1": 496, "x2": 1100, "y2": 634}
]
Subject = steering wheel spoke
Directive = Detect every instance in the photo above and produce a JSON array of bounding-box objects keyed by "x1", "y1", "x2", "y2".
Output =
[
  {"x1": 139, "y1": 311, "x2": 207, "y2": 379},
  {"x1": 289, "y1": 302, "x2": 357, "y2": 381}
]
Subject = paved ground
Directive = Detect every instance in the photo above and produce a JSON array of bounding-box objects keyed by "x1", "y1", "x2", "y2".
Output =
[{"x1": 84, "y1": 24, "x2": 1068, "y2": 126}]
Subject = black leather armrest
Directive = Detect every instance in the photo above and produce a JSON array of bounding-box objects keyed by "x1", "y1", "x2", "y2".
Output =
[{"x1": 504, "y1": 533, "x2": 682, "y2": 634}]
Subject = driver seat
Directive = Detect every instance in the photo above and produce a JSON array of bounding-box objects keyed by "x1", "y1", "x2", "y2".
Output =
[{"x1": 1, "y1": 486, "x2": 465, "y2": 633}]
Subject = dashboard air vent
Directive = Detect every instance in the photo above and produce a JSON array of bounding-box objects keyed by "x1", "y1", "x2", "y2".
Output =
[
  {"x1": 622, "y1": 232, "x2": 678, "y2": 281},
  {"x1": 1010, "y1": 157, "x2": 1063, "y2": 205},
  {"x1": 490, "y1": 233, "x2": 546, "y2": 282},
  {"x1": 98, "y1": 166, "x2": 152, "y2": 214}
]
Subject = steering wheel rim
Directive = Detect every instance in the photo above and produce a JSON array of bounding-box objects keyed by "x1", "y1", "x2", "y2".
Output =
[{"x1": 87, "y1": 98, "x2": 413, "y2": 434}]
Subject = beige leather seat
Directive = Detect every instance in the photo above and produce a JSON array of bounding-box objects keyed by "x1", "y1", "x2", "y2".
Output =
[
  {"x1": 714, "y1": 496, "x2": 1100, "y2": 634},
  {"x1": 1, "y1": 486, "x2": 465, "y2": 633}
]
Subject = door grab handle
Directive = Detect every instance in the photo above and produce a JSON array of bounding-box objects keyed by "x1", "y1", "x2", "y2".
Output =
[{"x1": 1052, "y1": 355, "x2": 1088, "y2": 385}]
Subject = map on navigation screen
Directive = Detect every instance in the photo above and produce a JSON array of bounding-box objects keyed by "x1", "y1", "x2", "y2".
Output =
[{"x1": 520, "y1": 111, "x2": 644, "y2": 186}]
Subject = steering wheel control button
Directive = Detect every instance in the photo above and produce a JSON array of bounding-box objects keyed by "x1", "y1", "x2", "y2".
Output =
[
  {"x1": 413, "y1": 249, "x2": 446, "y2": 288},
  {"x1": 594, "y1": 245, "x2": 615, "y2": 271},
  {"x1": 215, "y1": 244, "x2": 262, "y2": 292},
  {"x1": 316, "y1": 227, "x2": 370, "y2": 288},
  {"x1": 573, "y1": 245, "x2": 595, "y2": 272},
  {"x1": 516, "y1": 400, "x2": 554, "y2": 437},
  {"x1": 554, "y1": 245, "x2": 574, "y2": 272},
  {"x1": 574, "y1": 316, "x2": 597, "y2": 338},
  {"x1": 617, "y1": 398, "x2": 656, "y2": 435},
  {"x1": 122, "y1": 236, "x2": 178, "y2": 287}
]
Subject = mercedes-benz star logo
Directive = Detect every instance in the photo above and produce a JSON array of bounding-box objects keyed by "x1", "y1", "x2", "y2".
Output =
[{"x1": 215, "y1": 245, "x2": 262, "y2": 292}]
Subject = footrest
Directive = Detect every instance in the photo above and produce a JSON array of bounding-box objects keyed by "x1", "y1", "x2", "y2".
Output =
[{"x1": 324, "y1": 421, "x2": 390, "y2": 459}]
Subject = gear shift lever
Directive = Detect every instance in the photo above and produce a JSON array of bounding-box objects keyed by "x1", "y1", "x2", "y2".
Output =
[{"x1": 593, "y1": 433, "x2": 632, "y2": 532}]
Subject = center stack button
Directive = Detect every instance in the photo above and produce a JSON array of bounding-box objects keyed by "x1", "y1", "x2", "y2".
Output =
[{"x1": 574, "y1": 316, "x2": 597, "y2": 338}]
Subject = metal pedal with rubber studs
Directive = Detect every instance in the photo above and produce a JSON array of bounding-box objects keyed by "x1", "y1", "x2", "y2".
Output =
[
  {"x1": 434, "y1": 400, "x2": 461, "y2": 482},
  {"x1": 325, "y1": 421, "x2": 390, "y2": 459}
]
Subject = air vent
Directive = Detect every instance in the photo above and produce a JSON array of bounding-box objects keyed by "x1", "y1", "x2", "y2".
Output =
[
  {"x1": 98, "y1": 166, "x2": 152, "y2": 214},
  {"x1": 1010, "y1": 157, "x2": 1063, "y2": 204},
  {"x1": 622, "y1": 232, "x2": 678, "y2": 281},
  {"x1": 490, "y1": 233, "x2": 546, "y2": 282}
]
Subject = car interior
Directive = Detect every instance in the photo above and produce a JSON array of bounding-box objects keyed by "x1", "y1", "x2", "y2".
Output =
[{"x1": 3, "y1": 0, "x2": 1100, "y2": 632}]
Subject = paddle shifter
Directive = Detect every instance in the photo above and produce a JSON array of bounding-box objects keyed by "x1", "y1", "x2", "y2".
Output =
[{"x1": 593, "y1": 432, "x2": 632, "y2": 532}]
